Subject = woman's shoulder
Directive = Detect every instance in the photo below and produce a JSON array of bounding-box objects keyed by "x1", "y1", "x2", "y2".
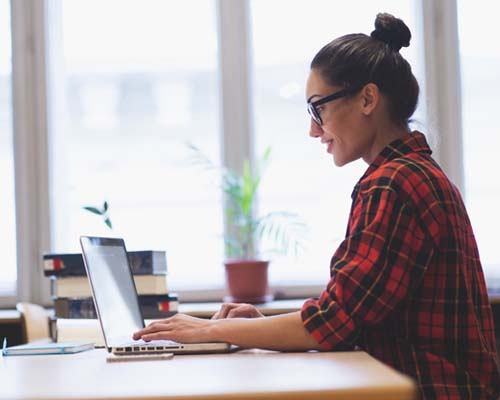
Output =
[{"x1": 359, "y1": 153, "x2": 450, "y2": 202}]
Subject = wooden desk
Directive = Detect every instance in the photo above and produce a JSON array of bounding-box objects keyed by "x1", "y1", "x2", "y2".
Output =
[{"x1": 0, "y1": 349, "x2": 416, "y2": 400}]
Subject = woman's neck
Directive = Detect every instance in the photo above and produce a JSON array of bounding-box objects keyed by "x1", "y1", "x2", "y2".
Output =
[{"x1": 363, "y1": 122, "x2": 410, "y2": 165}]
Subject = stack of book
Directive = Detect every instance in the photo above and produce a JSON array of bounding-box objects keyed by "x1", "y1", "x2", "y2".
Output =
[{"x1": 43, "y1": 250, "x2": 178, "y2": 343}]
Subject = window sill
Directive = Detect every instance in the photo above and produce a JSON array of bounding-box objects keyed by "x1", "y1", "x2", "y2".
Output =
[{"x1": 174, "y1": 284, "x2": 324, "y2": 303}]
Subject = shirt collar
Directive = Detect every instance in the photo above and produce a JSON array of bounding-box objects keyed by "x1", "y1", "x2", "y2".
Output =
[{"x1": 351, "y1": 131, "x2": 432, "y2": 199}]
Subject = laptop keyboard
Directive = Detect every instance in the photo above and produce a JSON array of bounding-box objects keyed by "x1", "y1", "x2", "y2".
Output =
[{"x1": 114, "y1": 339, "x2": 181, "y2": 353}]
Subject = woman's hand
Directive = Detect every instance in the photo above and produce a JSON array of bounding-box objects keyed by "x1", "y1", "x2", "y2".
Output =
[
  {"x1": 132, "y1": 304, "x2": 264, "y2": 344},
  {"x1": 132, "y1": 314, "x2": 215, "y2": 343},
  {"x1": 211, "y1": 303, "x2": 264, "y2": 319},
  {"x1": 133, "y1": 311, "x2": 322, "y2": 351}
]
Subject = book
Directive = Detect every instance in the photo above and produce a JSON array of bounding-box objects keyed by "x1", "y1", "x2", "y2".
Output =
[
  {"x1": 55, "y1": 318, "x2": 106, "y2": 346},
  {"x1": 50, "y1": 275, "x2": 168, "y2": 298},
  {"x1": 43, "y1": 250, "x2": 167, "y2": 277},
  {"x1": 2, "y1": 338, "x2": 94, "y2": 356},
  {"x1": 54, "y1": 294, "x2": 179, "y2": 319}
]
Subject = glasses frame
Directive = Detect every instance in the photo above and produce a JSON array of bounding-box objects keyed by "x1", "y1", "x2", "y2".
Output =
[{"x1": 307, "y1": 86, "x2": 363, "y2": 126}]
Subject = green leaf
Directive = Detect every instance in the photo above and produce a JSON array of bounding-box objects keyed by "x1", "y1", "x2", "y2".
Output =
[
  {"x1": 252, "y1": 146, "x2": 271, "y2": 191},
  {"x1": 185, "y1": 142, "x2": 220, "y2": 171},
  {"x1": 241, "y1": 160, "x2": 255, "y2": 216},
  {"x1": 104, "y1": 218, "x2": 113, "y2": 229},
  {"x1": 224, "y1": 235, "x2": 243, "y2": 258},
  {"x1": 83, "y1": 206, "x2": 103, "y2": 216},
  {"x1": 255, "y1": 211, "x2": 308, "y2": 258},
  {"x1": 103, "y1": 201, "x2": 109, "y2": 212}
]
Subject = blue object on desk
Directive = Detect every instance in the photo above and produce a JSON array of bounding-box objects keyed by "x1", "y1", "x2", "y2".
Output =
[{"x1": 2, "y1": 337, "x2": 94, "y2": 356}]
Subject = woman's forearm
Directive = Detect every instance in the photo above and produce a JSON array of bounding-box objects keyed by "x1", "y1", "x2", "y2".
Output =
[{"x1": 209, "y1": 311, "x2": 324, "y2": 351}]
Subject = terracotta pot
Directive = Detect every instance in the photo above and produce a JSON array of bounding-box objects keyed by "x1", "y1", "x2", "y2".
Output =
[{"x1": 224, "y1": 260, "x2": 273, "y2": 303}]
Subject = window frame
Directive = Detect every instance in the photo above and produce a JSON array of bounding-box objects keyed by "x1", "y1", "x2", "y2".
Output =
[
  {"x1": 9, "y1": 0, "x2": 51, "y2": 307},
  {"x1": 3, "y1": 0, "x2": 464, "y2": 307}
]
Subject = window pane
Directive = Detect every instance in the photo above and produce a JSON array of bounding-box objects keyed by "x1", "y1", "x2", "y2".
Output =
[
  {"x1": 458, "y1": 1, "x2": 500, "y2": 283},
  {"x1": 251, "y1": 1, "x2": 424, "y2": 284},
  {"x1": 51, "y1": 0, "x2": 222, "y2": 289},
  {"x1": 0, "y1": 0, "x2": 16, "y2": 295}
]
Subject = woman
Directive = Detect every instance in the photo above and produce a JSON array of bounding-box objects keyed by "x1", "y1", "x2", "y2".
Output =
[{"x1": 134, "y1": 13, "x2": 500, "y2": 399}]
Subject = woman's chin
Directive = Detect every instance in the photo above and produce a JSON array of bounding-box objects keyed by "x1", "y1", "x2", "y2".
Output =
[
  {"x1": 333, "y1": 154, "x2": 354, "y2": 167},
  {"x1": 332, "y1": 154, "x2": 345, "y2": 167}
]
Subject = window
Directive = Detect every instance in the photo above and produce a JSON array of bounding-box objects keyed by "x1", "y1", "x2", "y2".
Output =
[
  {"x1": 4, "y1": 1, "x2": 485, "y2": 304},
  {"x1": 0, "y1": 0, "x2": 16, "y2": 297},
  {"x1": 458, "y1": 0, "x2": 500, "y2": 284},
  {"x1": 250, "y1": 0, "x2": 424, "y2": 285},
  {"x1": 50, "y1": 0, "x2": 223, "y2": 289}
]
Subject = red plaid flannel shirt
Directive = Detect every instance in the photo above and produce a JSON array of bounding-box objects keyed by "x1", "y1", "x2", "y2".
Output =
[{"x1": 302, "y1": 131, "x2": 500, "y2": 399}]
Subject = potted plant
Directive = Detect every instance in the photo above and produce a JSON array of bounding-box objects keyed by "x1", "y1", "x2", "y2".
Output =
[{"x1": 188, "y1": 145, "x2": 307, "y2": 303}]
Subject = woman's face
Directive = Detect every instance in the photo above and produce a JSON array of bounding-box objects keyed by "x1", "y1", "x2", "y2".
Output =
[{"x1": 305, "y1": 69, "x2": 375, "y2": 166}]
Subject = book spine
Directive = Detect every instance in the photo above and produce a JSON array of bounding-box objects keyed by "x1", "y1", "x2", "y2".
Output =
[
  {"x1": 137, "y1": 308, "x2": 178, "y2": 319},
  {"x1": 129, "y1": 251, "x2": 167, "y2": 275},
  {"x1": 43, "y1": 254, "x2": 86, "y2": 276},
  {"x1": 43, "y1": 251, "x2": 167, "y2": 277},
  {"x1": 51, "y1": 275, "x2": 168, "y2": 298},
  {"x1": 54, "y1": 295, "x2": 178, "y2": 319}
]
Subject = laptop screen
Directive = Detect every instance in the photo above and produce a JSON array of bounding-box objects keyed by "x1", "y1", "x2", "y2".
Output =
[{"x1": 80, "y1": 237, "x2": 144, "y2": 347}]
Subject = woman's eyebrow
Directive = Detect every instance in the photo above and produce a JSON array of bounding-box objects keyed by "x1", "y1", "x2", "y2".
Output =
[{"x1": 307, "y1": 94, "x2": 321, "y2": 103}]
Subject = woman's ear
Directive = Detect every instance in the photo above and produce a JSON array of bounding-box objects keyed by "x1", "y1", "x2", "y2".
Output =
[{"x1": 360, "y1": 83, "x2": 380, "y2": 116}]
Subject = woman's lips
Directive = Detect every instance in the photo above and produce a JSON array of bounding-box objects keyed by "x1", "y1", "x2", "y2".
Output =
[{"x1": 320, "y1": 138, "x2": 334, "y2": 153}]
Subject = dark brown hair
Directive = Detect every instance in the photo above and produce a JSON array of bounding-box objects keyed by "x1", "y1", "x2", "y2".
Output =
[{"x1": 310, "y1": 13, "x2": 419, "y2": 127}]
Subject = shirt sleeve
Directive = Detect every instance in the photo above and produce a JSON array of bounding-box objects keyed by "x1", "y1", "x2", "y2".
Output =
[{"x1": 301, "y1": 187, "x2": 434, "y2": 350}]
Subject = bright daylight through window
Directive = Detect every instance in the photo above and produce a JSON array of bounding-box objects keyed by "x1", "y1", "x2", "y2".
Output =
[
  {"x1": 5, "y1": 1, "x2": 497, "y2": 303},
  {"x1": 458, "y1": 0, "x2": 500, "y2": 286},
  {"x1": 251, "y1": 0, "x2": 424, "y2": 286},
  {"x1": 51, "y1": 0, "x2": 223, "y2": 289}
]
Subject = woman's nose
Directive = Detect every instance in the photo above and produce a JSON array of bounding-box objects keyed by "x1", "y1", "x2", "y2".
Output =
[{"x1": 309, "y1": 119, "x2": 323, "y2": 137}]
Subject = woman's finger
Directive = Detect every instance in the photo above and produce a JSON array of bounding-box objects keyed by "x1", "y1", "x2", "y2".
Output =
[
  {"x1": 211, "y1": 310, "x2": 220, "y2": 320},
  {"x1": 227, "y1": 304, "x2": 263, "y2": 318},
  {"x1": 141, "y1": 331, "x2": 172, "y2": 342},
  {"x1": 133, "y1": 322, "x2": 170, "y2": 339},
  {"x1": 212, "y1": 303, "x2": 237, "y2": 319},
  {"x1": 227, "y1": 306, "x2": 246, "y2": 318}
]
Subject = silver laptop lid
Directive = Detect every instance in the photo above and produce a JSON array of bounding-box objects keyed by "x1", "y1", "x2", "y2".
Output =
[{"x1": 80, "y1": 236, "x2": 145, "y2": 349}]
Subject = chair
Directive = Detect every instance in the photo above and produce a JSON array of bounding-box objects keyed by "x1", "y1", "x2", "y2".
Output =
[{"x1": 16, "y1": 302, "x2": 51, "y2": 343}]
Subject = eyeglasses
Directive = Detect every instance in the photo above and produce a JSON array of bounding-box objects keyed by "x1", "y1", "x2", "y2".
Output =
[{"x1": 307, "y1": 86, "x2": 362, "y2": 126}]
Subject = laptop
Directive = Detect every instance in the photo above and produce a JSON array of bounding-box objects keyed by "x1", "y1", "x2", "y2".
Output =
[{"x1": 80, "y1": 236, "x2": 231, "y2": 355}]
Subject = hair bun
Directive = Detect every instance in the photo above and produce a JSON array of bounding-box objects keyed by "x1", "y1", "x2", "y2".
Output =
[{"x1": 370, "y1": 13, "x2": 411, "y2": 52}]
